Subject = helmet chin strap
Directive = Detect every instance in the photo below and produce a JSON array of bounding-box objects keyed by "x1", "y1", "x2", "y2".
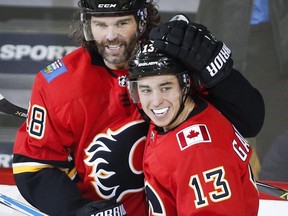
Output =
[
  {"x1": 164, "y1": 87, "x2": 190, "y2": 132},
  {"x1": 164, "y1": 73, "x2": 191, "y2": 131}
]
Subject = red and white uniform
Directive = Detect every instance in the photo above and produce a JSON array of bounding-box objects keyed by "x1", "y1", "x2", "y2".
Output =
[
  {"x1": 12, "y1": 46, "x2": 264, "y2": 215},
  {"x1": 143, "y1": 98, "x2": 259, "y2": 216},
  {"x1": 13, "y1": 47, "x2": 148, "y2": 215}
]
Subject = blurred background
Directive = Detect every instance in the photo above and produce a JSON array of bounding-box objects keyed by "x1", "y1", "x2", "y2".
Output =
[{"x1": 0, "y1": 0, "x2": 287, "y2": 182}]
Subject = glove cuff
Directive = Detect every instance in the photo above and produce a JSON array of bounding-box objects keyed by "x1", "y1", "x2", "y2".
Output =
[{"x1": 201, "y1": 42, "x2": 233, "y2": 88}]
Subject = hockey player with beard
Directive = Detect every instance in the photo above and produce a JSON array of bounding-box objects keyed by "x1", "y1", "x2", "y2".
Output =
[{"x1": 12, "y1": 0, "x2": 264, "y2": 215}]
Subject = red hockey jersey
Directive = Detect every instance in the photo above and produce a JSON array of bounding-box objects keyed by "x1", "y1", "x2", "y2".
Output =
[
  {"x1": 13, "y1": 47, "x2": 148, "y2": 215},
  {"x1": 143, "y1": 98, "x2": 259, "y2": 216}
]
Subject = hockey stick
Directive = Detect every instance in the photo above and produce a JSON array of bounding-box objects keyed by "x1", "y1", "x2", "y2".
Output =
[
  {"x1": 0, "y1": 93, "x2": 28, "y2": 119},
  {"x1": 256, "y1": 181, "x2": 288, "y2": 200},
  {"x1": 0, "y1": 192, "x2": 48, "y2": 216}
]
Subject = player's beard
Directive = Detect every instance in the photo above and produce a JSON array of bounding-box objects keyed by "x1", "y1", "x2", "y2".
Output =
[{"x1": 96, "y1": 34, "x2": 138, "y2": 65}]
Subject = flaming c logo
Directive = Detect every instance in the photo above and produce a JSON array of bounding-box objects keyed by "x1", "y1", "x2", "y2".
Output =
[{"x1": 84, "y1": 120, "x2": 148, "y2": 201}]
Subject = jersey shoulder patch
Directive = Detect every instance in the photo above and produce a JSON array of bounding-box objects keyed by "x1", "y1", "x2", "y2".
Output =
[
  {"x1": 41, "y1": 59, "x2": 67, "y2": 83},
  {"x1": 176, "y1": 124, "x2": 211, "y2": 151}
]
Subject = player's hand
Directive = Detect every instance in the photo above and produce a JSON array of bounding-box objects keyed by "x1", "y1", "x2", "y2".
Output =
[
  {"x1": 76, "y1": 199, "x2": 127, "y2": 216},
  {"x1": 149, "y1": 17, "x2": 233, "y2": 88}
]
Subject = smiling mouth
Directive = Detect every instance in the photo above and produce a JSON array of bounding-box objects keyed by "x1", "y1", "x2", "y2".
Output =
[
  {"x1": 152, "y1": 107, "x2": 169, "y2": 117},
  {"x1": 106, "y1": 44, "x2": 122, "y2": 50}
]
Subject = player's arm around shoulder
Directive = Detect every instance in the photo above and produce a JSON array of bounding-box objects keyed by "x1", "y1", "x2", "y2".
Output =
[{"x1": 207, "y1": 68, "x2": 265, "y2": 138}]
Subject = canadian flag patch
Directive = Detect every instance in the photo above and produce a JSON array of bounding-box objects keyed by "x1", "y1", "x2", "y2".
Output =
[{"x1": 176, "y1": 124, "x2": 211, "y2": 150}]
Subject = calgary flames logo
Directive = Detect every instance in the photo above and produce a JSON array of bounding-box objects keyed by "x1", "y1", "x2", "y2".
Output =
[{"x1": 84, "y1": 120, "x2": 148, "y2": 201}]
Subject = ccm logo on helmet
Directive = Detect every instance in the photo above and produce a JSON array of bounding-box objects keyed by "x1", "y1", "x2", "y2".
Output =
[{"x1": 98, "y1": 4, "x2": 117, "y2": 8}]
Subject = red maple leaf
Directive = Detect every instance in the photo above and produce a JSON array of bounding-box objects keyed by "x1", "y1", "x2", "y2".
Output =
[{"x1": 187, "y1": 130, "x2": 199, "y2": 139}]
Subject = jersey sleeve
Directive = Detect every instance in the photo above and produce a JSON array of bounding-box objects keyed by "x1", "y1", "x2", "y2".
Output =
[
  {"x1": 13, "y1": 153, "x2": 91, "y2": 215},
  {"x1": 205, "y1": 69, "x2": 265, "y2": 137},
  {"x1": 13, "y1": 71, "x2": 74, "y2": 161},
  {"x1": 12, "y1": 71, "x2": 89, "y2": 215}
]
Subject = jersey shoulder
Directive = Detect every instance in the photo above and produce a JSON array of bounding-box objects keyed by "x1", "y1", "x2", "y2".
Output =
[
  {"x1": 32, "y1": 47, "x2": 108, "y2": 108},
  {"x1": 175, "y1": 100, "x2": 235, "y2": 151},
  {"x1": 39, "y1": 47, "x2": 91, "y2": 83}
]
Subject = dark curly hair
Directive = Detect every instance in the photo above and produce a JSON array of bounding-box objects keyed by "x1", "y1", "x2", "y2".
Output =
[{"x1": 70, "y1": 0, "x2": 161, "y2": 55}]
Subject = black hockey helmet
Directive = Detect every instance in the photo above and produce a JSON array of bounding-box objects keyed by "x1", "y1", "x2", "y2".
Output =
[
  {"x1": 128, "y1": 41, "x2": 190, "y2": 103},
  {"x1": 80, "y1": 0, "x2": 147, "y2": 41},
  {"x1": 80, "y1": 0, "x2": 146, "y2": 15},
  {"x1": 128, "y1": 41, "x2": 189, "y2": 80}
]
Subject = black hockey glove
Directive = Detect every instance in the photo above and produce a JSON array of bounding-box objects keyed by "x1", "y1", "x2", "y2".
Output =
[
  {"x1": 76, "y1": 199, "x2": 126, "y2": 216},
  {"x1": 150, "y1": 19, "x2": 233, "y2": 88}
]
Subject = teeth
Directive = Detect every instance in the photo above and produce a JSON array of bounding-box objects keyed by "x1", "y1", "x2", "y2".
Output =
[
  {"x1": 107, "y1": 45, "x2": 121, "y2": 50},
  {"x1": 152, "y1": 107, "x2": 169, "y2": 116}
]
